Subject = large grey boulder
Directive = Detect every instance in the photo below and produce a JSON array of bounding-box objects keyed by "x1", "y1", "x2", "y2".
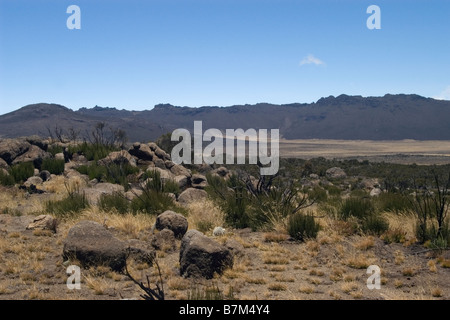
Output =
[
  {"x1": 325, "y1": 167, "x2": 347, "y2": 179},
  {"x1": 23, "y1": 176, "x2": 43, "y2": 188},
  {"x1": 177, "y1": 188, "x2": 208, "y2": 206},
  {"x1": 63, "y1": 220, "x2": 127, "y2": 271},
  {"x1": 170, "y1": 164, "x2": 191, "y2": 178},
  {"x1": 179, "y1": 230, "x2": 233, "y2": 279},
  {"x1": 155, "y1": 210, "x2": 188, "y2": 239},
  {"x1": 147, "y1": 167, "x2": 174, "y2": 182}
]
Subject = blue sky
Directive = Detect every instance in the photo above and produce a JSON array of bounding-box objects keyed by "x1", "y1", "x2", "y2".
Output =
[{"x1": 0, "y1": 0, "x2": 449, "y2": 114}]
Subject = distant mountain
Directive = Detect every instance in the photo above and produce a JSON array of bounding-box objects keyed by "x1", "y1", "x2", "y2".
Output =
[{"x1": 1, "y1": 94, "x2": 450, "y2": 142}]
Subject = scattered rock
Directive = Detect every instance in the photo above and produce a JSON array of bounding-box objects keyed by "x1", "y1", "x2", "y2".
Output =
[
  {"x1": 129, "y1": 143, "x2": 155, "y2": 161},
  {"x1": 151, "y1": 228, "x2": 176, "y2": 252},
  {"x1": 370, "y1": 188, "x2": 382, "y2": 197},
  {"x1": 174, "y1": 175, "x2": 189, "y2": 189},
  {"x1": 147, "y1": 167, "x2": 174, "y2": 182},
  {"x1": 212, "y1": 226, "x2": 226, "y2": 237},
  {"x1": 24, "y1": 176, "x2": 43, "y2": 188},
  {"x1": 164, "y1": 160, "x2": 175, "y2": 169},
  {"x1": 154, "y1": 158, "x2": 166, "y2": 169},
  {"x1": 178, "y1": 188, "x2": 208, "y2": 206},
  {"x1": 26, "y1": 214, "x2": 57, "y2": 231},
  {"x1": 148, "y1": 142, "x2": 158, "y2": 151},
  {"x1": 63, "y1": 220, "x2": 127, "y2": 271},
  {"x1": 170, "y1": 164, "x2": 191, "y2": 178},
  {"x1": 155, "y1": 210, "x2": 188, "y2": 239},
  {"x1": 55, "y1": 153, "x2": 65, "y2": 161},
  {"x1": 309, "y1": 173, "x2": 319, "y2": 179},
  {"x1": 179, "y1": 230, "x2": 233, "y2": 279},
  {"x1": 214, "y1": 166, "x2": 229, "y2": 177},
  {"x1": 154, "y1": 147, "x2": 170, "y2": 161},
  {"x1": 191, "y1": 173, "x2": 208, "y2": 189},
  {"x1": 82, "y1": 183, "x2": 125, "y2": 205},
  {"x1": 39, "y1": 170, "x2": 51, "y2": 182},
  {"x1": 325, "y1": 167, "x2": 347, "y2": 179}
]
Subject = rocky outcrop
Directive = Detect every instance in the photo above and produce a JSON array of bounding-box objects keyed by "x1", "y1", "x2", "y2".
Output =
[
  {"x1": 98, "y1": 150, "x2": 137, "y2": 167},
  {"x1": 0, "y1": 139, "x2": 31, "y2": 165},
  {"x1": 179, "y1": 230, "x2": 233, "y2": 279}
]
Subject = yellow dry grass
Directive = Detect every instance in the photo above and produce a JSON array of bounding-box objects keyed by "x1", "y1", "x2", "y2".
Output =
[{"x1": 186, "y1": 199, "x2": 225, "y2": 234}]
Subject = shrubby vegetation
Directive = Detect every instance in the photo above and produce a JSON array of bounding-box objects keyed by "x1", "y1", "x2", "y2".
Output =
[{"x1": 41, "y1": 158, "x2": 65, "y2": 175}]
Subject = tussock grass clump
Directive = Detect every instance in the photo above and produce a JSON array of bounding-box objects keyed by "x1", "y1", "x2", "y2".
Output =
[
  {"x1": 41, "y1": 158, "x2": 65, "y2": 175},
  {"x1": 9, "y1": 162, "x2": 34, "y2": 183},
  {"x1": 340, "y1": 197, "x2": 374, "y2": 221},
  {"x1": 0, "y1": 170, "x2": 15, "y2": 186},
  {"x1": 287, "y1": 212, "x2": 320, "y2": 241},
  {"x1": 45, "y1": 188, "x2": 90, "y2": 217},
  {"x1": 98, "y1": 192, "x2": 129, "y2": 214}
]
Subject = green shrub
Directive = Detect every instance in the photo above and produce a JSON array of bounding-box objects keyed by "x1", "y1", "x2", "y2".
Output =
[
  {"x1": 130, "y1": 190, "x2": 178, "y2": 215},
  {"x1": 131, "y1": 170, "x2": 182, "y2": 215},
  {"x1": 45, "y1": 192, "x2": 89, "y2": 217},
  {"x1": 99, "y1": 192, "x2": 129, "y2": 214},
  {"x1": 68, "y1": 142, "x2": 119, "y2": 161},
  {"x1": 9, "y1": 162, "x2": 34, "y2": 183},
  {"x1": 361, "y1": 215, "x2": 389, "y2": 236},
  {"x1": 375, "y1": 192, "x2": 413, "y2": 213},
  {"x1": 307, "y1": 186, "x2": 327, "y2": 203},
  {"x1": 287, "y1": 212, "x2": 320, "y2": 241},
  {"x1": 0, "y1": 170, "x2": 15, "y2": 186},
  {"x1": 76, "y1": 163, "x2": 107, "y2": 181},
  {"x1": 340, "y1": 197, "x2": 374, "y2": 221},
  {"x1": 41, "y1": 158, "x2": 65, "y2": 175}
]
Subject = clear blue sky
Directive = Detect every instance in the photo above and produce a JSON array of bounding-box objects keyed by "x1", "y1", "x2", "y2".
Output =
[{"x1": 0, "y1": 0, "x2": 449, "y2": 114}]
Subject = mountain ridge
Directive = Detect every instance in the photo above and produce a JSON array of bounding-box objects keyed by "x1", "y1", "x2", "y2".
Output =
[{"x1": 1, "y1": 94, "x2": 450, "y2": 142}]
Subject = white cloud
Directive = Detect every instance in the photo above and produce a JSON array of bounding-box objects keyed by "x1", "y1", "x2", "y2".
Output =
[
  {"x1": 299, "y1": 54, "x2": 325, "y2": 67},
  {"x1": 434, "y1": 86, "x2": 450, "y2": 101}
]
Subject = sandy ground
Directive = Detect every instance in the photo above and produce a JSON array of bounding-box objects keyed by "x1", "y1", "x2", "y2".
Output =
[{"x1": 279, "y1": 139, "x2": 450, "y2": 164}]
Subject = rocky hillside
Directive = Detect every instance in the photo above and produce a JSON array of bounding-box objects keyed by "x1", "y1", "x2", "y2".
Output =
[{"x1": 1, "y1": 94, "x2": 450, "y2": 142}]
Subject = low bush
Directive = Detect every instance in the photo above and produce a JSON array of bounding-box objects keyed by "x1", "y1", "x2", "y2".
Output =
[
  {"x1": 339, "y1": 197, "x2": 374, "y2": 221},
  {"x1": 375, "y1": 192, "x2": 413, "y2": 213},
  {"x1": 307, "y1": 186, "x2": 327, "y2": 203},
  {"x1": 361, "y1": 215, "x2": 389, "y2": 236},
  {"x1": 45, "y1": 192, "x2": 89, "y2": 217},
  {"x1": 9, "y1": 162, "x2": 34, "y2": 183},
  {"x1": 41, "y1": 158, "x2": 65, "y2": 175},
  {"x1": 68, "y1": 142, "x2": 119, "y2": 161},
  {"x1": 0, "y1": 170, "x2": 15, "y2": 186},
  {"x1": 287, "y1": 212, "x2": 320, "y2": 241},
  {"x1": 47, "y1": 145, "x2": 64, "y2": 157}
]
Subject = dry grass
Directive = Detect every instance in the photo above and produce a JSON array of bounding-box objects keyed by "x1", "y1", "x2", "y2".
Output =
[
  {"x1": 264, "y1": 232, "x2": 289, "y2": 242},
  {"x1": 299, "y1": 285, "x2": 315, "y2": 294},
  {"x1": 402, "y1": 267, "x2": 416, "y2": 277},
  {"x1": 186, "y1": 199, "x2": 225, "y2": 234},
  {"x1": 354, "y1": 236, "x2": 375, "y2": 251},
  {"x1": 268, "y1": 283, "x2": 287, "y2": 291},
  {"x1": 345, "y1": 254, "x2": 373, "y2": 269},
  {"x1": 341, "y1": 281, "x2": 358, "y2": 294},
  {"x1": 431, "y1": 287, "x2": 443, "y2": 298}
]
